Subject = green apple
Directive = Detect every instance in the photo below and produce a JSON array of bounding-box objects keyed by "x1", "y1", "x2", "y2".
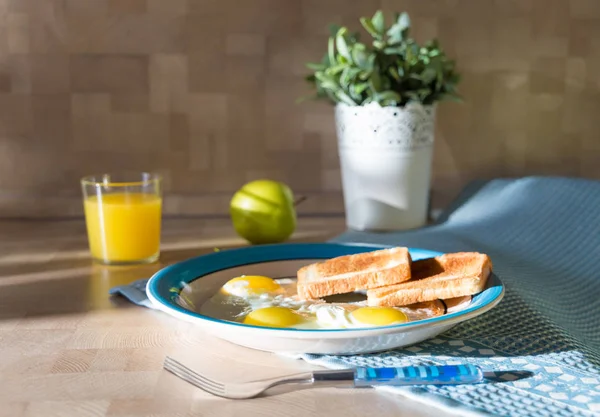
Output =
[{"x1": 230, "y1": 179, "x2": 297, "y2": 244}]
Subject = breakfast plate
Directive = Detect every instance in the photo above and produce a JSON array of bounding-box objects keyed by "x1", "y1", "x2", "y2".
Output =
[{"x1": 146, "y1": 243, "x2": 504, "y2": 355}]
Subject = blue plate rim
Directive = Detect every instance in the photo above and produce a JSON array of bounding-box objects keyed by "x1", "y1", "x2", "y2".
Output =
[{"x1": 146, "y1": 242, "x2": 505, "y2": 334}]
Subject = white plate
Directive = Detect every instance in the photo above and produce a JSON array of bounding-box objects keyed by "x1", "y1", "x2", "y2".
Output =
[{"x1": 147, "y1": 243, "x2": 504, "y2": 355}]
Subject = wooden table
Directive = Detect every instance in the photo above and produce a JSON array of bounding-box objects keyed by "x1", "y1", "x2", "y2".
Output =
[{"x1": 0, "y1": 217, "x2": 449, "y2": 417}]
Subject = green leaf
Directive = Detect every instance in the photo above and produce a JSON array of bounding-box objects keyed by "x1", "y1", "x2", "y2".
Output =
[
  {"x1": 375, "y1": 90, "x2": 402, "y2": 103},
  {"x1": 336, "y1": 54, "x2": 349, "y2": 65},
  {"x1": 314, "y1": 71, "x2": 326, "y2": 81},
  {"x1": 372, "y1": 10, "x2": 385, "y2": 34},
  {"x1": 306, "y1": 62, "x2": 326, "y2": 71},
  {"x1": 349, "y1": 82, "x2": 368, "y2": 101},
  {"x1": 421, "y1": 68, "x2": 437, "y2": 84},
  {"x1": 416, "y1": 88, "x2": 432, "y2": 99},
  {"x1": 405, "y1": 42, "x2": 419, "y2": 64},
  {"x1": 387, "y1": 12, "x2": 411, "y2": 44},
  {"x1": 387, "y1": 25, "x2": 403, "y2": 44},
  {"x1": 383, "y1": 46, "x2": 403, "y2": 55},
  {"x1": 354, "y1": 82, "x2": 369, "y2": 95},
  {"x1": 325, "y1": 63, "x2": 347, "y2": 76},
  {"x1": 373, "y1": 39, "x2": 386, "y2": 50},
  {"x1": 328, "y1": 24, "x2": 342, "y2": 37},
  {"x1": 437, "y1": 93, "x2": 463, "y2": 103},
  {"x1": 425, "y1": 38, "x2": 440, "y2": 50},
  {"x1": 325, "y1": 89, "x2": 338, "y2": 102},
  {"x1": 408, "y1": 73, "x2": 423, "y2": 81},
  {"x1": 296, "y1": 94, "x2": 316, "y2": 104},
  {"x1": 358, "y1": 70, "x2": 371, "y2": 80},
  {"x1": 369, "y1": 68, "x2": 382, "y2": 92},
  {"x1": 314, "y1": 72, "x2": 339, "y2": 91},
  {"x1": 389, "y1": 66, "x2": 400, "y2": 82},
  {"x1": 444, "y1": 82, "x2": 456, "y2": 93},
  {"x1": 340, "y1": 67, "x2": 360, "y2": 89},
  {"x1": 361, "y1": 96, "x2": 374, "y2": 105},
  {"x1": 448, "y1": 73, "x2": 461, "y2": 84},
  {"x1": 336, "y1": 28, "x2": 352, "y2": 61},
  {"x1": 405, "y1": 91, "x2": 420, "y2": 102},
  {"x1": 366, "y1": 54, "x2": 376, "y2": 71},
  {"x1": 397, "y1": 12, "x2": 410, "y2": 31},
  {"x1": 359, "y1": 17, "x2": 380, "y2": 39},
  {"x1": 335, "y1": 89, "x2": 357, "y2": 105},
  {"x1": 328, "y1": 36, "x2": 335, "y2": 66},
  {"x1": 351, "y1": 43, "x2": 369, "y2": 69},
  {"x1": 346, "y1": 29, "x2": 361, "y2": 44}
]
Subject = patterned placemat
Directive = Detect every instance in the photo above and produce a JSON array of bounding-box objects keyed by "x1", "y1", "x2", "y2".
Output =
[{"x1": 300, "y1": 177, "x2": 599, "y2": 416}]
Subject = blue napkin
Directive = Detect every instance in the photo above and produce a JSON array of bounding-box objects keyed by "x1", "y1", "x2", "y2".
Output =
[{"x1": 110, "y1": 176, "x2": 600, "y2": 416}]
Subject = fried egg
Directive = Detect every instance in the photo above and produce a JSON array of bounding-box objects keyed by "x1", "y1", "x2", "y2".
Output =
[
  {"x1": 196, "y1": 275, "x2": 471, "y2": 330},
  {"x1": 243, "y1": 306, "x2": 307, "y2": 328},
  {"x1": 221, "y1": 275, "x2": 284, "y2": 297}
]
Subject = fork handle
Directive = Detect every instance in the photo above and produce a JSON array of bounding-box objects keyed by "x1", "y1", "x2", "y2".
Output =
[{"x1": 353, "y1": 364, "x2": 483, "y2": 387}]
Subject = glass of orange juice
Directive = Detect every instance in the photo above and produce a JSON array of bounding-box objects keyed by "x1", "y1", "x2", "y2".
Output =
[{"x1": 81, "y1": 172, "x2": 162, "y2": 265}]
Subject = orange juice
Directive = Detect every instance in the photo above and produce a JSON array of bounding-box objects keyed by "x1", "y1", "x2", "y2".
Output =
[{"x1": 84, "y1": 192, "x2": 162, "y2": 263}]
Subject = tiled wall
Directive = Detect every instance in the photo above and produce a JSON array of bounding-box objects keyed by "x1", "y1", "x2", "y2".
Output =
[{"x1": 0, "y1": 0, "x2": 599, "y2": 217}]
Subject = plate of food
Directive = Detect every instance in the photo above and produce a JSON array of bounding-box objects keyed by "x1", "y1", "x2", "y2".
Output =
[{"x1": 146, "y1": 243, "x2": 504, "y2": 355}]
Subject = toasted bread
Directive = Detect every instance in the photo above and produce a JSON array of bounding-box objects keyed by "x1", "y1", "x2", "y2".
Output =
[
  {"x1": 399, "y1": 300, "x2": 445, "y2": 321},
  {"x1": 297, "y1": 247, "x2": 412, "y2": 300},
  {"x1": 367, "y1": 252, "x2": 491, "y2": 307}
]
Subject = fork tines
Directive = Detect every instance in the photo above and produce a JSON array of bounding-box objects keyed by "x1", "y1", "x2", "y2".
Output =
[{"x1": 163, "y1": 356, "x2": 226, "y2": 397}]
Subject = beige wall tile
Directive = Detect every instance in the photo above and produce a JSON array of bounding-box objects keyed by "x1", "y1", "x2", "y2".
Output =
[
  {"x1": 226, "y1": 34, "x2": 266, "y2": 56},
  {"x1": 7, "y1": 13, "x2": 29, "y2": 53},
  {"x1": 149, "y1": 54, "x2": 188, "y2": 113},
  {"x1": 6, "y1": 55, "x2": 32, "y2": 93},
  {"x1": 27, "y1": 0, "x2": 69, "y2": 53},
  {"x1": 532, "y1": 0, "x2": 570, "y2": 37},
  {"x1": 64, "y1": 0, "x2": 108, "y2": 17},
  {"x1": 530, "y1": 58, "x2": 566, "y2": 93},
  {"x1": 108, "y1": 0, "x2": 146, "y2": 14},
  {"x1": 70, "y1": 55, "x2": 149, "y2": 93},
  {"x1": 31, "y1": 95, "x2": 72, "y2": 147},
  {"x1": 570, "y1": 0, "x2": 600, "y2": 18},
  {"x1": 31, "y1": 55, "x2": 70, "y2": 94},
  {"x1": 148, "y1": 0, "x2": 187, "y2": 15},
  {"x1": 0, "y1": 94, "x2": 33, "y2": 136},
  {"x1": 169, "y1": 113, "x2": 190, "y2": 152},
  {"x1": 110, "y1": 94, "x2": 150, "y2": 113}
]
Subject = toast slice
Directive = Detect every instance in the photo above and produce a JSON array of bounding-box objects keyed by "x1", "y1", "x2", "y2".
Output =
[
  {"x1": 297, "y1": 247, "x2": 412, "y2": 300},
  {"x1": 399, "y1": 300, "x2": 446, "y2": 321},
  {"x1": 367, "y1": 252, "x2": 491, "y2": 307}
]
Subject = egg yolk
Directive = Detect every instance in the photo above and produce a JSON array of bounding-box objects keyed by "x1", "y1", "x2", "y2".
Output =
[
  {"x1": 243, "y1": 306, "x2": 304, "y2": 328},
  {"x1": 351, "y1": 307, "x2": 408, "y2": 326},
  {"x1": 221, "y1": 275, "x2": 281, "y2": 296}
]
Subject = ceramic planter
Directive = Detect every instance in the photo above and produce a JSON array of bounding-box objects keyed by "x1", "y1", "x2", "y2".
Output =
[{"x1": 335, "y1": 102, "x2": 436, "y2": 231}]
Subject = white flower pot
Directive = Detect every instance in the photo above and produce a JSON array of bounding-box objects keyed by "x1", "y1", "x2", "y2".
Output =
[{"x1": 335, "y1": 102, "x2": 436, "y2": 231}]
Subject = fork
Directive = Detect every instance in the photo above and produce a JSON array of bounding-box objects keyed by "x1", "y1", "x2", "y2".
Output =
[{"x1": 163, "y1": 356, "x2": 484, "y2": 399}]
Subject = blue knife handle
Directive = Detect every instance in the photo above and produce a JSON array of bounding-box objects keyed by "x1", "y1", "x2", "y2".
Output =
[{"x1": 353, "y1": 364, "x2": 483, "y2": 387}]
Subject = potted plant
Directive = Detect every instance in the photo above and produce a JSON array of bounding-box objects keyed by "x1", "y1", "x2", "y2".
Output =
[{"x1": 302, "y1": 11, "x2": 461, "y2": 231}]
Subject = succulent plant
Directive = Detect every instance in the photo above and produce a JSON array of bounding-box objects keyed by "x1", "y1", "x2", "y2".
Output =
[{"x1": 302, "y1": 11, "x2": 461, "y2": 107}]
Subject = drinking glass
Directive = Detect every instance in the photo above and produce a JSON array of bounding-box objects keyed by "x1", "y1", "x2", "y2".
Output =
[{"x1": 81, "y1": 172, "x2": 162, "y2": 265}]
